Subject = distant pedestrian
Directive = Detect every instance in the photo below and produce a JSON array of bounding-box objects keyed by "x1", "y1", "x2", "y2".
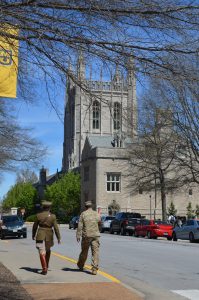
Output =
[
  {"x1": 32, "y1": 200, "x2": 61, "y2": 275},
  {"x1": 168, "y1": 214, "x2": 175, "y2": 225},
  {"x1": 177, "y1": 218, "x2": 182, "y2": 227},
  {"x1": 76, "y1": 200, "x2": 101, "y2": 275}
]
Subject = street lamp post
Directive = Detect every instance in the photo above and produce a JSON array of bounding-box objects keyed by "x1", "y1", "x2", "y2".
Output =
[{"x1": 154, "y1": 173, "x2": 157, "y2": 220}]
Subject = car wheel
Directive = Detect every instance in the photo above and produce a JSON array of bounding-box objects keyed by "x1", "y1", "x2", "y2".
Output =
[
  {"x1": 100, "y1": 228, "x2": 104, "y2": 233},
  {"x1": 189, "y1": 232, "x2": 195, "y2": 243},
  {"x1": 17, "y1": 234, "x2": 21, "y2": 238},
  {"x1": 1, "y1": 233, "x2": 5, "y2": 240},
  {"x1": 129, "y1": 231, "x2": 133, "y2": 236},
  {"x1": 167, "y1": 237, "x2": 172, "y2": 241},
  {"x1": 172, "y1": 232, "x2": 177, "y2": 241},
  {"x1": 134, "y1": 232, "x2": 139, "y2": 237},
  {"x1": 23, "y1": 233, "x2": 27, "y2": 238},
  {"x1": 147, "y1": 231, "x2": 151, "y2": 239},
  {"x1": 121, "y1": 227, "x2": 126, "y2": 236}
]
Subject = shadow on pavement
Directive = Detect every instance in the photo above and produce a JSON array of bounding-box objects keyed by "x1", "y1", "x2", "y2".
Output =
[
  {"x1": 62, "y1": 267, "x2": 92, "y2": 275},
  {"x1": 20, "y1": 267, "x2": 40, "y2": 274}
]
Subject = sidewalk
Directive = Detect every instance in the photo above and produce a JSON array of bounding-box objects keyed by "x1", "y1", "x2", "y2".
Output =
[
  {"x1": 0, "y1": 223, "x2": 144, "y2": 299},
  {"x1": 0, "y1": 259, "x2": 143, "y2": 300}
]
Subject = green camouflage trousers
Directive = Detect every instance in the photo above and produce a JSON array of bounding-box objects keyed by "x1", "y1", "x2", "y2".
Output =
[{"x1": 77, "y1": 237, "x2": 100, "y2": 270}]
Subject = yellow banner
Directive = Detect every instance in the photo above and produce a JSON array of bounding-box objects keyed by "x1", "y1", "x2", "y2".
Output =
[{"x1": 0, "y1": 26, "x2": 19, "y2": 98}]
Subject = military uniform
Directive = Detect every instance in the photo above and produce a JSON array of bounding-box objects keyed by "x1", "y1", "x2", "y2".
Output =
[
  {"x1": 32, "y1": 201, "x2": 61, "y2": 275},
  {"x1": 76, "y1": 201, "x2": 100, "y2": 275}
]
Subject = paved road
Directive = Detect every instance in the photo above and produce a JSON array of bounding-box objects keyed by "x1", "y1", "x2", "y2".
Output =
[
  {"x1": 60, "y1": 226, "x2": 199, "y2": 300},
  {"x1": 1, "y1": 224, "x2": 199, "y2": 299}
]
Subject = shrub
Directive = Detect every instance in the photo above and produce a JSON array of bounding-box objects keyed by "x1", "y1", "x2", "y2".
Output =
[{"x1": 26, "y1": 214, "x2": 37, "y2": 222}]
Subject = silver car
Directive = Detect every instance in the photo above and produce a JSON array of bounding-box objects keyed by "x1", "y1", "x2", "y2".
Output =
[
  {"x1": 100, "y1": 216, "x2": 115, "y2": 233},
  {"x1": 172, "y1": 219, "x2": 199, "y2": 243}
]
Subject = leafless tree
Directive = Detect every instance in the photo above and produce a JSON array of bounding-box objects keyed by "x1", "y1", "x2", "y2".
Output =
[
  {"x1": 1, "y1": 1, "x2": 199, "y2": 205},
  {"x1": 16, "y1": 168, "x2": 38, "y2": 183},
  {"x1": 0, "y1": 100, "x2": 47, "y2": 178},
  {"x1": 127, "y1": 101, "x2": 188, "y2": 221},
  {"x1": 146, "y1": 57, "x2": 199, "y2": 185},
  {"x1": 1, "y1": 1, "x2": 199, "y2": 96}
]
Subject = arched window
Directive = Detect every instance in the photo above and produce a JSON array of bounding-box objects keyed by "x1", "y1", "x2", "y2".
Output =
[
  {"x1": 92, "y1": 100, "x2": 100, "y2": 129},
  {"x1": 113, "y1": 102, "x2": 121, "y2": 130}
]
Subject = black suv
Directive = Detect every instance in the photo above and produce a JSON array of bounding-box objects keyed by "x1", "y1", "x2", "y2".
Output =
[{"x1": 109, "y1": 212, "x2": 141, "y2": 235}]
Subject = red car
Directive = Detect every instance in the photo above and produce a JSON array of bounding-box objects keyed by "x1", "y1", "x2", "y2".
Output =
[{"x1": 134, "y1": 219, "x2": 173, "y2": 240}]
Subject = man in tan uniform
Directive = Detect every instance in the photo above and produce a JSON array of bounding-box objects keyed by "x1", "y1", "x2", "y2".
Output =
[
  {"x1": 32, "y1": 200, "x2": 61, "y2": 275},
  {"x1": 76, "y1": 200, "x2": 101, "y2": 275}
]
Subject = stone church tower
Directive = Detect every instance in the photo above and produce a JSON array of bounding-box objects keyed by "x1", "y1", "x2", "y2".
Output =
[{"x1": 62, "y1": 54, "x2": 137, "y2": 172}]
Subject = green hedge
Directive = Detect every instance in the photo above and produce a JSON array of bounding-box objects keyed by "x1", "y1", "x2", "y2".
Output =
[{"x1": 26, "y1": 214, "x2": 37, "y2": 222}]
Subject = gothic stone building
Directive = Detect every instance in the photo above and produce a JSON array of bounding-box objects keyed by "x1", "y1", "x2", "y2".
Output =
[{"x1": 62, "y1": 55, "x2": 199, "y2": 218}]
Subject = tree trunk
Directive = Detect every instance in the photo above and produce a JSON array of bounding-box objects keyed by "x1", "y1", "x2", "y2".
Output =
[{"x1": 160, "y1": 170, "x2": 167, "y2": 221}]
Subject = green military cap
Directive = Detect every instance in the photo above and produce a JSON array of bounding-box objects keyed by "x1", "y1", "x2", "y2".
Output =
[{"x1": 41, "y1": 200, "x2": 52, "y2": 207}]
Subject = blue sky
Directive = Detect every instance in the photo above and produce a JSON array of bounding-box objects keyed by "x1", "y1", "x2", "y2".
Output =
[{"x1": 0, "y1": 83, "x2": 65, "y2": 200}]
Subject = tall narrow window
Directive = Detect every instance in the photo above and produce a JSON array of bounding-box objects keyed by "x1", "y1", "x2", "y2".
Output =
[
  {"x1": 106, "y1": 173, "x2": 121, "y2": 192},
  {"x1": 113, "y1": 102, "x2": 121, "y2": 130},
  {"x1": 93, "y1": 100, "x2": 100, "y2": 129}
]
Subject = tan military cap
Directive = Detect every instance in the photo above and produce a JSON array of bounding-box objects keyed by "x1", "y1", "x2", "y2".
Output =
[
  {"x1": 41, "y1": 200, "x2": 52, "y2": 207},
  {"x1": 85, "y1": 200, "x2": 92, "y2": 207}
]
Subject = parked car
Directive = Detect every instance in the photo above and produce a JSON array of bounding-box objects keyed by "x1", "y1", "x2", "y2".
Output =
[
  {"x1": 100, "y1": 215, "x2": 115, "y2": 233},
  {"x1": 134, "y1": 219, "x2": 150, "y2": 237},
  {"x1": 69, "y1": 216, "x2": 79, "y2": 229},
  {"x1": 172, "y1": 219, "x2": 199, "y2": 243},
  {"x1": 0, "y1": 215, "x2": 27, "y2": 239},
  {"x1": 134, "y1": 219, "x2": 173, "y2": 240},
  {"x1": 109, "y1": 212, "x2": 142, "y2": 235}
]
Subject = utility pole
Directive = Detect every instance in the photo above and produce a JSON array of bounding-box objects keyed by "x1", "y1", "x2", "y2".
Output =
[{"x1": 149, "y1": 195, "x2": 152, "y2": 220}]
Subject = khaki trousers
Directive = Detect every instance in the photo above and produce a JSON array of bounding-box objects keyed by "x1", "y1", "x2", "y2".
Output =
[{"x1": 78, "y1": 237, "x2": 100, "y2": 270}]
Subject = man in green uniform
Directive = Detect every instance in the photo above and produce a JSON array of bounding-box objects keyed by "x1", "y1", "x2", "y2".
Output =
[
  {"x1": 32, "y1": 200, "x2": 61, "y2": 275},
  {"x1": 76, "y1": 200, "x2": 101, "y2": 275}
]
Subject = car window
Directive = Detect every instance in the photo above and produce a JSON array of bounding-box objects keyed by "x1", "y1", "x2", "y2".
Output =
[
  {"x1": 115, "y1": 213, "x2": 121, "y2": 220},
  {"x1": 105, "y1": 216, "x2": 115, "y2": 221},
  {"x1": 130, "y1": 219, "x2": 141, "y2": 224},
  {"x1": 154, "y1": 221, "x2": 168, "y2": 225},
  {"x1": 183, "y1": 222, "x2": 189, "y2": 226},
  {"x1": 2, "y1": 216, "x2": 21, "y2": 223},
  {"x1": 124, "y1": 213, "x2": 141, "y2": 218},
  {"x1": 187, "y1": 220, "x2": 194, "y2": 226},
  {"x1": 143, "y1": 220, "x2": 150, "y2": 225}
]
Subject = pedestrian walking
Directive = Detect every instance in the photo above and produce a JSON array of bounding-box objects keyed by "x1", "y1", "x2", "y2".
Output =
[
  {"x1": 76, "y1": 200, "x2": 101, "y2": 275},
  {"x1": 32, "y1": 200, "x2": 61, "y2": 275}
]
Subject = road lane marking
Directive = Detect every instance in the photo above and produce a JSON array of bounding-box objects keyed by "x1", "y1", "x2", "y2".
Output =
[
  {"x1": 173, "y1": 290, "x2": 199, "y2": 300},
  {"x1": 52, "y1": 251, "x2": 120, "y2": 283}
]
